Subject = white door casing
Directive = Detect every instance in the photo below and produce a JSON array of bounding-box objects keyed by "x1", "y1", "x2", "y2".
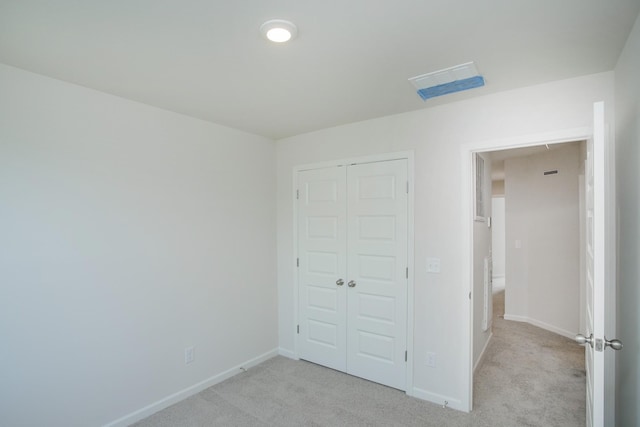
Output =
[
  {"x1": 297, "y1": 159, "x2": 409, "y2": 390},
  {"x1": 463, "y1": 125, "x2": 610, "y2": 413}
]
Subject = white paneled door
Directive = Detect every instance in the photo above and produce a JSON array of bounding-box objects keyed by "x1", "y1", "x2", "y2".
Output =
[
  {"x1": 345, "y1": 160, "x2": 408, "y2": 389},
  {"x1": 576, "y1": 101, "x2": 621, "y2": 427},
  {"x1": 583, "y1": 108, "x2": 600, "y2": 427},
  {"x1": 297, "y1": 166, "x2": 348, "y2": 372},
  {"x1": 584, "y1": 102, "x2": 607, "y2": 427},
  {"x1": 297, "y1": 159, "x2": 408, "y2": 390}
]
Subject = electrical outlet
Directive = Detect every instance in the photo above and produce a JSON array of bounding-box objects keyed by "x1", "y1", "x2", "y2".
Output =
[
  {"x1": 426, "y1": 257, "x2": 441, "y2": 273},
  {"x1": 426, "y1": 352, "x2": 436, "y2": 367},
  {"x1": 184, "y1": 346, "x2": 195, "y2": 365}
]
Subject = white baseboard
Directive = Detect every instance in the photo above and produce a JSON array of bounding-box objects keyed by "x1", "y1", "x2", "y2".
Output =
[
  {"x1": 411, "y1": 387, "x2": 465, "y2": 412},
  {"x1": 104, "y1": 348, "x2": 279, "y2": 427},
  {"x1": 503, "y1": 314, "x2": 576, "y2": 339},
  {"x1": 278, "y1": 347, "x2": 297, "y2": 359},
  {"x1": 473, "y1": 332, "x2": 493, "y2": 374}
]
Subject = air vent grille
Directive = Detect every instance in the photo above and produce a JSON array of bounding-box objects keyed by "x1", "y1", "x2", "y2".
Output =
[{"x1": 408, "y1": 62, "x2": 485, "y2": 101}]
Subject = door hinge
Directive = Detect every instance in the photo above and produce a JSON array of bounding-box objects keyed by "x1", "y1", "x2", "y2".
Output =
[
  {"x1": 406, "y1": 181, "x2": 409, "y2": 194},
  {"x1": 296, "y1": 189, "x2": 299, "y2": 200},
  {"x1": 296, "y1": 258, "x2": 299, "y2": 267},
  {"x1": 406, "y1": 267, "x2": 408, "y2": 279},
  {"x1": 405, "y1": 350, "x2": 407, "y2": 362},
  {"x1": 297, "y1": 325, "x2": 300, "y2": 334}
]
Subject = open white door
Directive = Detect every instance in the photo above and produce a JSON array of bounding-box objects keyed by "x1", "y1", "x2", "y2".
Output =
[{"x1": 575, "y1": 101, "x2": 622, "y2": 427}]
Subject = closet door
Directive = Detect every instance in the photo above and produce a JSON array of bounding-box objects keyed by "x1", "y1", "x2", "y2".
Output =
[
  {"x1": 297, "y1": 159, "x2": 409, "y2": 390},
  {"x1": 346, "y1": 159, "x2": 408, "y2": 390},
  {"x1": 297, "y1": 166, "x2": 348, "y2": 371}
]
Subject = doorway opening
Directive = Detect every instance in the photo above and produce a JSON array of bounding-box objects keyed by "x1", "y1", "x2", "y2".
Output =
[
  {"x1": 470, "y1": 141, "x2": 588, "y2": 424},
  {"x1": 460, "y1": 127, "x2": 593, "y2": 412}
]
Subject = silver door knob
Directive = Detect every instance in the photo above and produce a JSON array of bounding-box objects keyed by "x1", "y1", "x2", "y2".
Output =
[
  {"x1": 336, "y1": 279, "x2": 344, "y2": 287},
  {"x1": 575, "y1": 333, "x2": 594, "y2": 348},
  {"x1": 605, "y1": 337, "x2": 623, "y2": 351},
  {"x1": 347, "y1": 280, "x2": 356, "y2": 288}
]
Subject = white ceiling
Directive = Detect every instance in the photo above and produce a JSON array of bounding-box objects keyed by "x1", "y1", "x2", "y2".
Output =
[{"x1": 1, "y1": 1, "x2": 638, "y2": 139}]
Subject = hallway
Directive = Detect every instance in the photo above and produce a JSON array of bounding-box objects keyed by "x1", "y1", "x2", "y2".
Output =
[{"x1": 472, "y1": 290, "x2": 586, "y2": 425}]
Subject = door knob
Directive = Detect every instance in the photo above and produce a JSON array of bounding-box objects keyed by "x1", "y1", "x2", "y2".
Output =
[
  {"x1": 575, "y1": 333, "x2": 594, "y2": 348},
  {"x1": 605, "y1": 337, "x2": 623, "y2": 351},
  {"x1": 336, "y1": 279, "x2": 344, "y2": 287},
  {"x1": 347, "y1": 280, "x2": 356, "y2": 288}
]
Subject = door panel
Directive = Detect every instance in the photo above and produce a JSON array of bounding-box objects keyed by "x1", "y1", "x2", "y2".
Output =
[
  {"x1": 298, "y1": 166, "x2": 347, "y2": 371},
  {"x1": 584, "y1": 101, "x2": 606, "y2": 427},
  {"x1": 346, "y1": 160, "x2": 408, "y2": 390}
]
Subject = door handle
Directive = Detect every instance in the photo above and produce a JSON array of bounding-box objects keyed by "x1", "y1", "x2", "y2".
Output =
[
  {"x1": 348, "y1": 280, "x2": 356, "y2": 288},
  {"x1": 575, "y1": 334, "x2": 623, "y2": 351},
  {"x1": 605, "y1": 337, "x2": 623, "y2": 351},
  {"x1": 336, "y1": 279, "x2": 344, "y2": 287},
  {"x1": 575, "y1": 333, "x2": 594, "y2": 348}
]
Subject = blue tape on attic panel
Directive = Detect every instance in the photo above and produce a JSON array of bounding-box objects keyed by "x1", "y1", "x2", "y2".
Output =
[{"x1": 417, "y1": 75, "x2": 485, "y2": 101}]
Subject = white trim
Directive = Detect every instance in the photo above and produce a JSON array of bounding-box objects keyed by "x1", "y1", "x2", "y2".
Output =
[
  {"x1": 103, "y1": 348, "x2": 278, "y2": 427},
  {"x1": 473, "y1": 153, "x2": 487, "y2": 221},
  {"x1": 603, "y1": 119, "x2": 617, "y2": 427},
  {"x1": 503, "y1": 314, "x2": 576, "y2": 339},
  {"x1": 461, "y1": 148, "x2": 474, "y2": 412},
  {"x1": 292, "y1": 150, "x2": 415, "y2": 393},
  {"x1": 294, "y1": 150, "x2": 413, "y2": 172},
  {"x1": 460, "y1": 127, "x2": 592, "y2": 153},
  {"x1": 473, "y1": 332, "x2": 493, "y2": 374},
  {"x1": 292, "y1": 166, "x2": 300, "y2": 359},
  {"x1": 411, "y1": 387, "x2": 464, "y2": 412},
  {"x1": 405, "y1": 153, "x2": 415, "y2": 395},
  {"x1": 460, "y1": 126, "x2": 592, "y2": 412}
]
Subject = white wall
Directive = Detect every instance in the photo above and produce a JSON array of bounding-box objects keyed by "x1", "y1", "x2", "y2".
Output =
[
  {"x1": 0, "y1": 64, "x2": 278, "y2": 427},
  {"x1": 614, "y1": 13, "x2": 640, "y2": 427},
  {"x1": 276, "y1": 72, "x2": 613, "y2": 409},
  {"x1": 491, "y1": 197, "x2": 506, "y2": 284},
  {"x1": 472, "y1": 153, "x2": 492, "y2": 368},
  {"x1": 503, "y1": 144, "x2": 581, "y2": 337}
]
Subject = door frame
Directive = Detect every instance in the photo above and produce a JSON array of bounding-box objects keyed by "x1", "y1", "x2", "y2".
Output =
[
  {"x1": 292, "y1": 150, "x2": 415, "y2": 394},
  {"x1": 459, "y1": 124, "x2": 616, "y2": 413}
]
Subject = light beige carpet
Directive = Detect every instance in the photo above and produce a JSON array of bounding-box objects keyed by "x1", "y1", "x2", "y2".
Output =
[{"x1": 133, "y1": 291, "x2": 585, "y2": 426}]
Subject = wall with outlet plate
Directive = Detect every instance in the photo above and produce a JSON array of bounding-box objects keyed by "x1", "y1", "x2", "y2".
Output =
[
  {"x1": 0, "y1": 63, "x2": 278, "y2": 427},
  {"x1": 0, "y1": 58, "x2": 622, "y2": 424},
  {"x1": 276, "y1": 71, "x2": 614, "y2": 411}
]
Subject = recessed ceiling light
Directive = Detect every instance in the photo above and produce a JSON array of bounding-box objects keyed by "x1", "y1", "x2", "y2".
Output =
[{"x1": 260, "y1": 19, "x2": 297, "y2": 43}]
